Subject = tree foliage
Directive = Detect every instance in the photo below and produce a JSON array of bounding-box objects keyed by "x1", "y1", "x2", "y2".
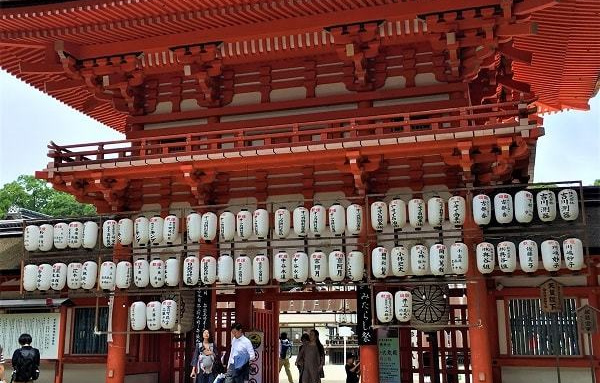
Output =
[
  {"x1": 595, "y1": 179, "x2": 600, "y2": 186},
  {"x1": 0, "y1": 175, "x2": 96, "y2": 218}
]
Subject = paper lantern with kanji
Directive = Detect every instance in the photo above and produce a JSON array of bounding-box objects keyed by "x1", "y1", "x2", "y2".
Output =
[
  {"x1": 130, "y1": 302, "x2": 146, "y2": 331},
  {"x1": 165, "y1": 257, "x2": 180, "y2": 286},
  {"x1": 328, "y1": 203, "x2": 345, "y2": 236},
  {"x1": 51, "y1": 263, "x2": 67, "y2": 291},
  {"x1": 163, "y1": 215, "x2": 179, "y2": 244},
  {"x1": 328, "y1": 250, "x2": 346, "y2": 282},
  {"x1": 389, "y1": 198, "x2": 406, "y2": 230},
  {"x1": 448, "y1": 196, "x2": 466, "y2": 227},
  {"x1": 67, "y1": 262, "x2": 82, "y2": 289},
  {"x1": 274, "y1": 208, "x2": 291, "y2": 238},
  {"x1": 118, "y1": 218, "x2": 133, "y2": 246},
  {"x1": 494, "y1": 193, "x2": 513, "y2": 224},
  {"x1": 346, "y1": 204, "x2": 363, "y2": 235},
  {"x1": 310, "y1": 204, "x2": 326, "y2": 236},
  {"x1": 376, "y1": 291, "x2": 394, "y2": 323},
  {"x1": 558, "y1": 189, "x2": 579, "y2": 221},
  {"x1": 149, "y1": 216, "x2": 164, "y2": 245},
  {"x1": 292, "y1": 252, "x2": 309, "y2": 282},
  {"x1": 476, "y1": 242, "x2": 495, "y2": 274},
  {"x1": 562, "y1": 238, "x2": 584, "y2": 271},
  {"x1": 370, "y1": 201, "x2": 387, "y2": 232},
  {"x1": 38, "y1": 224, "x2": 54, "y2": 252},
  {"x1": 236, "y1": 210, "x2": 252, "y2": 240},
  {"x1": 253, "y1": 209, "x2": 269, "y2": 239},
  {"x1": 146, "y1": 301, "x2": 161, "y2": 331},
  {"x1": 394, "y1": 291, "x2": 412, "y2": 322},
  {"x1": 427, "y1": 197, "x2": 445, "y2": 228},
  {"x1": 293, "y1": 206, "x2": 309, "y2": 237},
  {"x1": 81, "y1": 261, "x2": 98, "y2": 290},
  {"x1": 24, "y1": 225, "x2": 40, "y2": 252},
  {"x1": 253, "y1": 255, "x2": 270, "y2": 285},
  {"x1": 102, "y1": 220, "x2": 117, "y2": 248},
  {"x1": 134, "y1": 216, "x2": 150, "y2": 246},
  {"x1": 410, "y1": 245, "x2": 429, "y2": 276},
  {"x1": 37, "y1": 265, "x2": 53, "y2": 291},
  {"x1": 23, "y1": 264, "x2": 38, "y2": 291},
  {"x1": 473, "y1": 195, "x2": 491, "y2": 225},
  {"x1": 430, "y1": 244, "x2": 448, "y2": 276},
  {"x1": 515, "y1": 190, "x2": 534, "y2": 223},
  {"x1": 218, "y1": 255, "x2": 234, "y2": 284},
  {"x1": 133, "y1": 259, "x2": 150, "y2": 288},
  {"x1": 68, "y1": 221, "x2": 84, "y2": 248},
  {"x1": 391, "y1": 245, "x2": 409, "y2": 277},
  {"x1": 497, "y1": 241, "x2": 517, "y2": 273},
  {"x1": 200, "y1": 256, "x2": 217, "y2": 285},
  {"x1": 371, "y1": 246, "x2": 389, "y2": 279},
  {"x1": 518, "y1": 240, "x2": 539, "y2": 273},
  {"x1": 408, "y1": 199, "x2": 426, "y2": 229},
  {"x1": 536, "y1": 190, "x2": 557, "y2": 222},
  {"x1": 201, "y1": 212, "x2": 218, "y2": 241},
  {"x1": 186, "y1": 212, "x2": 202, "y2": 242},
  {"x1": 149, "y1": 259, "x2": 165, "y2": 288},
  {"x1": 53, "y1": 222, "x2": 69, "y2": 249},
  {"x1": 310, "y1": 251, "x2": 328, "y2": 282},
  {"x1": 183, "y1": 256, "x2": 200, "y2": 285},
  {"x1": 82, "y1": 221, "x2": 98, "y2": 249},
  {"x1": 235, "y1": 256, "x2": 252, "y2": 285},
  {"x1": 541, "y1": 240, "x2": 562, "y2": 272},
  {"x1": 219, "y1": 211, "x2": 235, "y2": 241},
  {"x1": 346, "y1": 251, "x2": 364, "y2": 281},
  {"x1": 450, "y1": 243, "x2": 468, "y2": 275},
  {"x1": 115, "y1": 261, "x2": 132, "y2": 289},
  {"x1": 161, "y1": 300, "x2": 177, "y2": 330},
  {"x1": 99, "y1": 261, "x2": 117, "y2": 290},
  {"x1": 273, "y1": 252, "x2": 291, "y2": 282}
]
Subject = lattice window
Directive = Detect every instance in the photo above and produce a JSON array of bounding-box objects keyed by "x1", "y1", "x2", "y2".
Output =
[
  {"x1": 508, "y1": 298, "x2": 580, "y2": 356},
  {"x1": 71, "y1": 307, "x2": 108, "y2": 355}
]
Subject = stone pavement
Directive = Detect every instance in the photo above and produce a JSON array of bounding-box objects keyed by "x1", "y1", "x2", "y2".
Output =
[{"x1": 278, "y1": 356, "x2": 347, "y2": 383}]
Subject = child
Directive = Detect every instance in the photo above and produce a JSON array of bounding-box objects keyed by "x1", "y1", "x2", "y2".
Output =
[{"x1": 345, "y1": 354, "x2": 360, "y2": 383}]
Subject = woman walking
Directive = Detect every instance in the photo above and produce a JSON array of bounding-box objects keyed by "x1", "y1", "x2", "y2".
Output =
[
  {"x1": 296, "y1": 329, "x2": 325, "y2": 383},
  {"x1": 191, "y1": 329, "x2": 220, "y2": 383}
]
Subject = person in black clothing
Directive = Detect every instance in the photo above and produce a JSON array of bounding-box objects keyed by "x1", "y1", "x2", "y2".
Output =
[
  {"x1": 295, "y1": 333, "x2": 310, "y2": 383},
  {"x1": 344, "y1": 354, "x2": 360, "y2": 383},
  {"x1": 11, "y1": 334, "x2": 40, "y2": 383}
]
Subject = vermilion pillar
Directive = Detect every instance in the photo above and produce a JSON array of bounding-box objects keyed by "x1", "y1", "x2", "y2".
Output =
[
  {"x1": 235, "y1": 289, "x2": 254, "y2": 329},
  {"x1": 586, "y1": 260, "x2": 600, "y2": 383},
  {"x1": 106, "y1": 243, "x2": 128, "y2": 383}
]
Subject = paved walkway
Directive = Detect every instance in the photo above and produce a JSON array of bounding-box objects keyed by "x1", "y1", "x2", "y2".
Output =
[{"x1": 278, "y1": 356, "x2": 347, "y2": 383}]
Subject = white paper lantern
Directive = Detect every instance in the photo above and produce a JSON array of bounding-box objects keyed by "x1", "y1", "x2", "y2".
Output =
[
  {"x1": 200, "y1": 256, "x2": 217, "y2": 285},
  {"x1": 346, "y1": 251, "x2": 364, "y2": 282},
  {"x1": 149, "y1": 259, "x2": 165, "y2": 288},
  {"x1": 130, "y1": 301, "x2": 146, "y2": 331},
  {"x1": 219, "y1": 211, "x2": 236, "y2": 241},
  {"x1": 410, "y1": 245, "x2": 429, "y2": 276},
  {"x1": 201, "y1": 212, "x2": 218, "y2": 241},
  {"x1": 53, "y1": 223, "x2": 69, "y2": 249},
  {"x1": 448, "y1": 196, "x2": 466, "y2": 227},
  {"x1": 310, "y1": 251, "x2": 328, "y2": 282},
  {"x1": 134, "y1": 216, "x2": 150, "y2": 246},
  {"x1": 292, "y1": 252, "x2": 309, "y2": 282},
  {"x1": 427, "y1": 197, "x2": 445, "y2": 228},
  {"x1": 236, "y1": 210, "x2": 253, "y2": 240},
  {"x1": 558, "y1": 189, "x2": 579, "y2": 221},
  {"x1": 476, "y1": 242, "x2": 495, "y2": 274},
  {"x1": 67, "y1": 262, "x2": 83, "y2": 289},
  {"x1": 186, "y1": 212, "x2": 202, "y2": 242},
  {"x1": 450, "y1": 243, "x2": 468, "y2": 275},
  {"x1": 82, "y1": 221, "x2": 99, "y2": 249},
  {"x1": 68, "y1": 221, "x2": 84, "y2": 248},
  {"x1": 23, "y1": 264, "x2": 38, "y2": 291},
  {"x1": 51, "y1": 263, "x2": 67, "y2": 291},
  {"x1": 376, "y1": 291, "x2": 394, "y2": 323},
  {"x1": 161, "y1": 300, "x2": 177, "y2": 330},
  {"x1": 118, "y1": 218, "x2": 134, "y2": 246},
  {"x1": 394, "y1": 291, "x2": 412, "y2": 322},
  {"x1": 328, "y1": 204, "x2": 346, "y2": 236},
  {"x1": 518, "y1": 240, "x2": 539, "y2": 273},
  {"x1": 346, "y1": 204, "x2": 363, "y2": 235},
  {"x1": 541, "y1": 240, "x2": 562, "y2": 271},
  {"x1": 494, "y1": 193, "x2": 513, "y2": 224},
  {"x1": 115, "y1": 261, "x2": 132, "y2": 289},
  {"x1": 371, "y1": 246, "x2": 389, "y2": 279},
  {"x1": 430, "y1": 244, "x2": 448, "y2": 276},
  {"x1": 253, "y1": 209, "x2": 270, "y2": 239},
  {"x1": 497, "y1": 241, "x2": 517, "y2": 273},
  {"x1": 99, "y1": 261, "x2": 116, "y2": 290},
  {"x1": 24, "y1": 225, "x2": 40, "y2": 252},
  {"x1": 273, "y1": 252, "x2": 291, "y2": 282},
  {"x1": 235, "y1": 256, "x2": 252, "y2": 285},
  {"x1": 563, "y1": 238, "x2": 584, "y2": 271},
  {"x1": 536, "y1": 190, "x2": 557, "y2": 222},
  {"x1": 310, "y1": 204, "x2": 326, "y2": 236},
  {"x1": 37, "y1": 224, "x2": 53, "y2": 252},
  {"x1": 388, "y1": 199, "x2": 406, "y2": 230},
  {"x1": 146, "y1": 301, "x2": 161, "y2": 331},
  {"x1": 163, "y1": 215, "x2": 179, "y2": 244},
  {"x1": 253, "y1": 255, "x2": 270, "y2": 285},
  {"x1": 183, "y1": 256, "x2": 200, "y2": 285},
  {"x1": 165, "y1": 257, "x2": 180, "y2": 286},
  {"x1": 370, "y1": 201, "x2": 387, "y2": 232},
  {"x1": 218, "y1": 255, "x2": 234, "y2": 284},
  {"x1": 515, "y1": 191, "x2": 534, "y2": 223},
  {"x1": 149, "y1": 216, "x2": 164, "y2": 245},
  {"x1": 133, "y1": 259, "x2": 150, "y2": 288},
  {"x1": 274, "y1": 208, "x2": 291, "y2": 238},
  {"x1": 408, "y1": 199, "x2": 426, "y2": 229},
  {"x1": 81, "y1": 261, "x2": 98, "y2": 290},
  {"x1": 473, "y1": 194, "x2": 491, "y2": 225},
  {"x1": 328, "y1": 250, "x2": 346, "y2": 282},
  {"x1": 390, "y1": 246, "x2": 409, "y2": 277},
  {"x1": 293, "y1": 206, "x2": 309, "y2": 237},
  {"x1": 102, "y1": 220, "x2": 117, "y2": 248}
]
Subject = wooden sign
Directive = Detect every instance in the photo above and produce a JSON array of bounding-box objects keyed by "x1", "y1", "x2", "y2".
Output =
[
  {"x1": 540, "y1": 279, "x2": 563, "y2": 313},
  {"x1": 194, "y1": 289, "x2": 212, "y2": 340},
  {"x1": 357, "y1": 285, "x2": 375, "y2": 345},
  {"x1": 577, "y1": 305, "x2": 598, "y2": 334},
  {"x1": 0, "y1": 313, "x2": 60, "y2": 359}
]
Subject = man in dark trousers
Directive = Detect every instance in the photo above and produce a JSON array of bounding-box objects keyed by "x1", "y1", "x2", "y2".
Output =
[
  {"x1": 11, "y1": 334, "x2": 40, "y2": 383},
  {"x1": 278, "y1": 332, "x2": 294, "y2": 383}
]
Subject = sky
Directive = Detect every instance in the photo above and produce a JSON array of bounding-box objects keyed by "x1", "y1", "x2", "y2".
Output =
[{"x1": 0, "y1": 69, "x2": 599, "y2": 187}]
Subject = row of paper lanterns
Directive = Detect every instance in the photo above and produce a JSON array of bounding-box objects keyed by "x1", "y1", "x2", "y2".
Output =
[
  {"x1": 130, "y1": 300, "x2": 178, "y2": 331},
  {"x1": 375, "y1": 291, "x2": 412, "y2": 323}
]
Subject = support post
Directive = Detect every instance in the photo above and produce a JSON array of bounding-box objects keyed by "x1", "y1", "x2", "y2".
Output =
[
  {"x1": 360, "y1": 345, "x2": 380, "y2": 383},
  {"x1": 235, "y1": 289, "x2": 254, "y2": 330},
  {"x1": 586, "y1": 261, "x2": 600, "y2": 383},
  {"x1": 54, "y1": 305, "x2": 67, "y2": 383},
  {"x1": 106, "y1": 244, "x2": 129, "y2": 383}
]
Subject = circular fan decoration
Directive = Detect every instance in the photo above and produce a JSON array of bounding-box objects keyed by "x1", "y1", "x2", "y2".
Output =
[{"x1": 411, "y1": 285, "x2": 450, "y2": 331}]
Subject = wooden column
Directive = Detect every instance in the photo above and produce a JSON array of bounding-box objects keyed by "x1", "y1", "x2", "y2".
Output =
[
  {"x1": 235, "y1": 289, "x2": 254, "y2": 330},
  {"x1": 54, "y1": 305, "x2": 68, "y2": 383},
  {"x1": 106, "y1": 243, "x2": 129, "y2": 383},
  {"x1": 586, "y1": 260, "x2": 600, "y2": 383}
]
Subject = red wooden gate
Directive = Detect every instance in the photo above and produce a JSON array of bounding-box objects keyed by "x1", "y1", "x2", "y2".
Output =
[{"x1": 253, "y1": 303, "x2": 278, "y2": 383}]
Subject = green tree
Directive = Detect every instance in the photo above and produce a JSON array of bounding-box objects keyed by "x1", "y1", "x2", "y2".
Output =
[
  {"x1": 594, "y1": 179, "x2": 600, "y2": 186},
  {"x1": 0, "y1": 175, "x2": 96, "y2": 218}
]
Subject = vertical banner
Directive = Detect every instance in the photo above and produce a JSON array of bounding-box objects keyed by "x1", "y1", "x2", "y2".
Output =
[
  {"x1": 357, "y1": 285, "x2": 375, "y2": 345},
  {"x1": 377, "y1": 329, "x2": 401, "y2": 383},
  {"x1": 194, "y1": 289, "x2": 212, "y2": 340},
  {"x1": 246, "y1": 331, "x2": 264, "y2": 383}
]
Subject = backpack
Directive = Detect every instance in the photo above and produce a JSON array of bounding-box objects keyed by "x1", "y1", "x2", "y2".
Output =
[
  {"x1": 280, "y1": 339, "x2": 292, "y2": 359},
  {"x1": 13, "y1": 348, "x2": 39, "y2": 382}
]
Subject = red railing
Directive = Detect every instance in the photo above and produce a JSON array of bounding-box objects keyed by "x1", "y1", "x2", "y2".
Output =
[{"x1": 47, "y1": 101, "x2": 534, "y2": 169}]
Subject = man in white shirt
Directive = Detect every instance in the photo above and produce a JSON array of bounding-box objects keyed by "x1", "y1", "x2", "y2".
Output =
[{"x1": 225, "y1": 323, "x2": 256, "y2": 383}]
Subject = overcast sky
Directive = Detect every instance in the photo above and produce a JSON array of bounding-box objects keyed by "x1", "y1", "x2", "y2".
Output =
[{"x1": 0, "y1": 69, "x2": 598, "y2": 187}]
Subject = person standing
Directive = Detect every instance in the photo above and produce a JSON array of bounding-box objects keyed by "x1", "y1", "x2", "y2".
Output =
[
  {"x1": 191, "y1": 329, "x2": 220, "y2": 383},
  {"x1": 344, "y1": 354, "x2": 360, "y2": 383},
  {"x1": 225, "y1": 323, "x2": 255, "y2": 383},
  {"x1": 295, "y1": 329, "x2": 325, "y2": 383},
  {"x1": 11, "y1": 334, "x2": 40, "y2": 383},
  {"x1": 0, "y1": 344, "x2": 6, "y2": 383},
  {"x1": 278, "y1": 332, "x2": 294, "y2": 383},
  {"x1": 295, "y1": 333, "x2": 309, "y2": 383}
]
